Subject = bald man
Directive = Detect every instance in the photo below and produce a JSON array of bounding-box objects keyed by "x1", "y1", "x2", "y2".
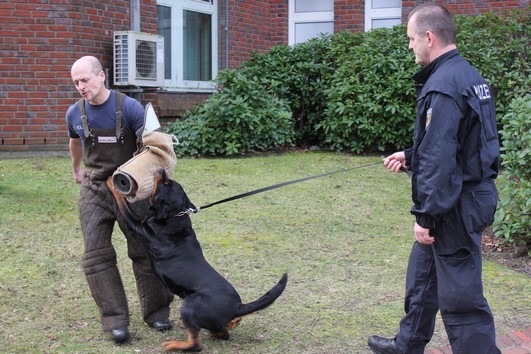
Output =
[{"x1": 65, "y1": 56, "x2": 174, "y2": 344}]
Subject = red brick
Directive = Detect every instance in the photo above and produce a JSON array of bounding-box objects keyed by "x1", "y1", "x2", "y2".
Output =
[
  {"x1": 0, "y1": 144, "x2": 30, "y2": 152},
  {"x1": 508, "y1": 332, "x2": 526, "y2": 345},
  {"x1": 502, "y1": 348, "x2": 529, "y2": 354},
  {"x1": 513, "y1": 330, "x2": 531, "y2": 343},
  {"x1": 498, "y1": 334, "x2": 515, "y2": 349}
]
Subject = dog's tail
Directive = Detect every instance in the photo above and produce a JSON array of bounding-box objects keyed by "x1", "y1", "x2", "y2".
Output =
[{"x1": 235, "y1": 273, "x2": 288, "y2": 317}]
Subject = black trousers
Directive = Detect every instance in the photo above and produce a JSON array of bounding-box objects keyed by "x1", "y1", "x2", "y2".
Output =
[
  {"x1": 395, "y1": 181, "x2": 501, "y2": 354},
  {"x1": 79, "y1": 177, "x2": 174, "y2": 332}
]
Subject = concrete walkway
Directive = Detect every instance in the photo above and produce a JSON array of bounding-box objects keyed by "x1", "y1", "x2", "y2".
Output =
[{"x1": 426, "y1": 327, "x2": 531, "y2": 354}]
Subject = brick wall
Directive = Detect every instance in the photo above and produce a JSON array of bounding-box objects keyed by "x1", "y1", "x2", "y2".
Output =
[
  {"x1": 402, "y1": 0, "x2": 528, "y2": 17},
  {"x1": 224, "y1": 0, "x2": 288, "y2": 69},
  {"x1": 335, "y1": 0, "x2": 365, "y2": 32},
  {"x1": 0, "y1": 0, "x2": 158, "y2": 152},
  {"x1": 268, "y1": 1, "x2": 290, "y2": 50}
]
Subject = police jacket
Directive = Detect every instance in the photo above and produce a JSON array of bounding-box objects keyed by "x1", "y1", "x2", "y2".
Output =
[{"x1": 404, "y1": 49, "x2": 500, "y2": 229}]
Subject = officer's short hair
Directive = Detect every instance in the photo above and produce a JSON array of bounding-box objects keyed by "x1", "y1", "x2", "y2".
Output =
[{"x1": 409, "y1": 3, "x2": 456, "y2": 47}]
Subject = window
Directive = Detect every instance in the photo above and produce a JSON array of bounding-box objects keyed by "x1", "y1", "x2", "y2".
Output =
[
  {"x1": 288, "y1": 0, "x2": 334, "y2": 45},
  {"x1": 364, "y1": 0, "x2": 402, "y2": 31},
  {"x1": 157, "y1": 0, "x2": 217, "y2": 91}
]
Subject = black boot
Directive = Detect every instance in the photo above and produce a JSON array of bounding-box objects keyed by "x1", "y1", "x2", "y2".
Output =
[
  {"x1": 110, "y1": 327, "x2": 130, "y2": 344},
  {"x1": 368, "y1": 335, "x2": 403, "y2": 354},
  {"x1": 150, "y1": 319, "x2": 173, "y2": 332}
]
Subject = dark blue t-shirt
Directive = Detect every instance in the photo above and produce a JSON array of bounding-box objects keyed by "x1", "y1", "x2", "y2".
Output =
[{"x1": 65, "y1": 90, "x2": 144, "y2": 140}]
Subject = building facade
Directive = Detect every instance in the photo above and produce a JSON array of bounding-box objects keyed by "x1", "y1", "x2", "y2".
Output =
[{"x1": 0, "y1": 0, "x2": 527, "y2": 152}]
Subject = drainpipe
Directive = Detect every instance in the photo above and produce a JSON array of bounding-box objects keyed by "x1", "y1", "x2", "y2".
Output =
[
  {"x1": 130, "y1": 0, "x2": 141, "y2": 100},
  {"x1": 131, "y1": 0, "x2": 141, "y2": 32},
  {"x1": 225, "y1": 0, "x2": 229, "y2": 69}
]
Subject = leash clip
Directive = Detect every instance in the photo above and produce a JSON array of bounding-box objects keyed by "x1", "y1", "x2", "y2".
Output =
[{"x1": 175, "y1": 208, "x2": 197, "y2": 217}]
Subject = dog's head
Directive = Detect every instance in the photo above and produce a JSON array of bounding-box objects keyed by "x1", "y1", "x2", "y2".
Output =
[{"x1": 149, "y1": 169, "x2": 197, "y2": 220}]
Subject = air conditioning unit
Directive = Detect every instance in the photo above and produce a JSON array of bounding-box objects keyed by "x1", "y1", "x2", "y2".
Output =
[{"x1": 113, "y1": 31, "x2": 164, "y2": 87}]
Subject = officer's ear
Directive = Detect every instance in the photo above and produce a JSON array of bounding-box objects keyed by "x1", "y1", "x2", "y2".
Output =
[{"x1": 426, "y1": 31, "x2": 435, "y2": 47}]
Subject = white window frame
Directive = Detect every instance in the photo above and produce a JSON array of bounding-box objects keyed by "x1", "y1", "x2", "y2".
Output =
[
  {"x1": 364, "y1": 0, "x2": 402, "y2": 32},
  {"x1": 288, "y1": 0, "x2": 334, "y2": 45},
  {"x1": 157, "y1": 0, "x2": 218, "y2": 92}
]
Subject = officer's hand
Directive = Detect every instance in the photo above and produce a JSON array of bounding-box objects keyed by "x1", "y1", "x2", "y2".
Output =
[
  {"x1": 383, "y1": 151, "x2": 407, "y2": 173},
  {"x1": 414, "y1": 222, "x2": 434, "y2": 244}
]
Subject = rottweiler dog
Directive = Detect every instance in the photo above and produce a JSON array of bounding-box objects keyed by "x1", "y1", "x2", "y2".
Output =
[{"x1": 107, "y1": 170, "x2": 288, "y2": 352}]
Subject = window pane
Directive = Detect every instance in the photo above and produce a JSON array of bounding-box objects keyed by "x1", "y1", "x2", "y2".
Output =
[
  {"x1": 183, "y1": 10, "x2": 212, "y2": 81},
  {"x1": 157, "y1": 5, "x2": 171, "y2": 80},
  {"x1": 372, "y1": 0, "x2": 401, "y2": 9},
  {"x1": 372, "y1": 18, "x2": 401, "y2": 28},
  {"x1": 295, "y1": 22, "x2": 333, "y2": 43},
  {"x1": 295, "y1": 0, "x2": 333, "y2": 13}
]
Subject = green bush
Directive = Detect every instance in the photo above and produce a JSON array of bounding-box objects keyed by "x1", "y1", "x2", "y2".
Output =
[
  {"x1": 240, "y1": 37, "x2": 336, "y2": 145},
  {"x1": 166, "y1": 70, "x2": 294, "y2": 156},
  {"x1": 492, "y1": 95, "x2": 530, "y2": 250},
  {"x1": 317, "y1": 27, "x2": 417, "y2": 153}
]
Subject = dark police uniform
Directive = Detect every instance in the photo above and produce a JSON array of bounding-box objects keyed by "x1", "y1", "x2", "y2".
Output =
[
  {"x1": 66, "y1": 91, "x2": 174, "y2": 333},
  {"x1": 397, "y1": 49, "x2": 501, "y2": 354}
]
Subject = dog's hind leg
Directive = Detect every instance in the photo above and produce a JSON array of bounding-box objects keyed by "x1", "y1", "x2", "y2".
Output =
[
  {"x1": 227, "y1": 317, "x2": 242, "y2": 331},
  {"x1": 161, "y1": 327, "x2": 201, "y2": 352},
  {"x1": 210, "y1": 317, "x2": 242, "y2": 340},
  {"x1": 209, "y1": 327, "x2": 230, "y2": 340}
]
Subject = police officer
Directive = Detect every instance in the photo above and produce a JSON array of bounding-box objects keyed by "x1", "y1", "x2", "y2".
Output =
[
  {"x1": 369, "y1": 4, "x2": 501, "y2": 354},
  {"x1": 65, "y1": 56, "x2": 174, "y2": 344}
]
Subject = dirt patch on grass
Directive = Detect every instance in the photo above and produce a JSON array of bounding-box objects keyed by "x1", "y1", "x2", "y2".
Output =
[{"x1": 482, "y1": 229, "x2": 531, "y2": 276}]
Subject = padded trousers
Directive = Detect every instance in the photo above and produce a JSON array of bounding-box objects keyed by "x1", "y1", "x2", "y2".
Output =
[
  {"x1": 394, "y1": 181, "x2": 501, "y2": 354},
  {"x1": 79, "y1": 176, "x2": 174, "y2": 332}
]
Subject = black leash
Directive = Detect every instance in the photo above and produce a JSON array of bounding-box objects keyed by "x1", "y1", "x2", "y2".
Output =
[{"x1": 195, "y1": 161, "x2": 385, "y2": 212}]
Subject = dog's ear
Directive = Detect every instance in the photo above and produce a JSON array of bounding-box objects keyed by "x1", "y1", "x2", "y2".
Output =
[
  {"x1": 172, "y1": 182, "x2": 196, "y2": 212},
  {"x1": 149, "y1": 179, "x2": 174, "y2": 220},
  {"x1": 184, "y1": 192, "x2": 197, "y2": 212},
  {"x1": 150, "y1": 179, "x2": 196, "y2": 220},
  {"x1": 159, "y1": 168, "x2": 169, "y2": 181}
]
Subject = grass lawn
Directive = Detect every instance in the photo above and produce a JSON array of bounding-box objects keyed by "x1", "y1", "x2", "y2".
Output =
[{"x1": 0, "y1": 152, "x2": 529, "y2": 353}]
